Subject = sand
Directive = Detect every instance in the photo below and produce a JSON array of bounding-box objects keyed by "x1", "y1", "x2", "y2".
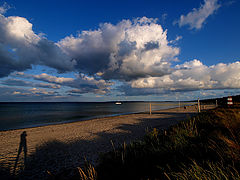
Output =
[{"x1": 0, "y1": 104, "x2": 215, "y2": 178}]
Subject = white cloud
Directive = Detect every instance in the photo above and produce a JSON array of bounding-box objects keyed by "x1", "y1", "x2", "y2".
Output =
[
  {"x1": 5, "y1": 16, "x2": 40, "y2": 43},
  {"x1": 177, "y1": 0, "x2": 220, "y2": 30},
  {"x1": 58, "y1": 17, "x2": 179, "y2": 81},
  {"x1": 33, "y1": 73, "x2": 74, "y2": 84},
  {"x1": 0, "y1": 2, "x2": 10, "y2": 14},
  {"x1": 13, "y1": 91, "x2": 21, "y2": 95},
  {"x1": 129, "y1": 60, "x2": 240, "y2": 93},
  {"x1": 0, "y1": 13, "x2": 76, "y2": 77}
]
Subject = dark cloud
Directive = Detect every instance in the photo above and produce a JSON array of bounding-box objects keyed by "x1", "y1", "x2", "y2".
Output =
[
  {"x1": 117, "y1": 40, "x2": 137, "y2": 57},
  {"x1": 0, "y1": 46, "x2": 27, "y2": 78},
  {"x1": 14, "y1": 72, "x2": 112, "y2": 95},
  {"x1": 33, "y1": 39, "x2": 76, "y2": 72},
  {"x1": 1, "y1": 78, "x2": 31, "y2": 86},
  {"x1": 1, "y1": 78, "x2": 61, "y2": 89},
  {"x1": 0, "y1": 86, "x2": 60, "y2": 101},
  {"x1": 144, "y1": 41, "x2": 159, "y2": 51}
]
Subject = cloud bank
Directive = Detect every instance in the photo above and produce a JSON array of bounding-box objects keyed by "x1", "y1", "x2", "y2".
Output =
[
  {"x1": 130, "y1": 60, "x2": 240, "y2": 91},
  {"x1": 2, "y1": 78, "x2": 61, "y2": 89},
  {"x1": 0, "y1": 86, "x2": 59, "y2": 101},
  {"x1": 177, "y1": 0, "x2": 220, "y2": 30},
  {"x1": 14, "y1": 72, "x2": 112, "y2": 95}
]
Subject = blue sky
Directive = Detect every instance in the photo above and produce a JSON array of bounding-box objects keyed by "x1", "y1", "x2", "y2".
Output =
[{"x1": 0, "y1": 0, "x2": 240, "y2": 102}]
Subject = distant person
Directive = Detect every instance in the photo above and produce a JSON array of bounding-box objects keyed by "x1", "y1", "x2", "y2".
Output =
[{"x1": 13, "y1": 131, "x2": 27, "y2": 174}]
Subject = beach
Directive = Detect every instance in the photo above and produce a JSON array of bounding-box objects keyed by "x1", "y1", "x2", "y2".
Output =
[{"x1": 0, "y1": 105, "x2": 215, "y2": 178}]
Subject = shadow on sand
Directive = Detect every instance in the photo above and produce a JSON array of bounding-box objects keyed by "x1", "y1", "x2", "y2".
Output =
[
  {"x1": 0, "y1": 131, "x2": 28, "y2": 180},
  {"x1": 13, "y1": 131, "x2": 27, "y2": 175}
]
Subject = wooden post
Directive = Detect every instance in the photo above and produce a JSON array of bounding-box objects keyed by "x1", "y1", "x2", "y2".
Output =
[
  {"x1": 149, "y1": 103, "x2": 152, "y2": 115},
  {"x1": 198, "y1": 98, "x2": 201, "y2": 113},
  {"x1": 216, "y1": 100, "x2": 218, "y2": 107},
  {"x1": 179, "y1": 100, "x2": 180, "y2": 111}
]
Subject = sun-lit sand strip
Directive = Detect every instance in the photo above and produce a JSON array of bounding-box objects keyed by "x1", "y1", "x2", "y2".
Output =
[{"x1": 0, "y1": 105, "x2": 215, "y2": 177}]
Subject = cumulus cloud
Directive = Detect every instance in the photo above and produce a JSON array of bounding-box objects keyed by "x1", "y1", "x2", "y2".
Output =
[
  {"x1": 128, "y1": 60, "x2": 240, "y2": 94},
  {"x1": 0, "y1": 13, "x2": 76, "y2": 77},
  {"x1": 177, "y1": 0, "x2": 220, "y2": 30},
  {"x1": 58, "y1": 17, "x2": 179, "y2": 81},
  {"x1": 0, "y1": 13, "x2": 179, "y2": 82}
]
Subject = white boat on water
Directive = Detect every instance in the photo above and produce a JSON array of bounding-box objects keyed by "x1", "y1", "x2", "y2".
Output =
[{"x1": 115, "y1": 102, "x2": 122, "y2": 105}]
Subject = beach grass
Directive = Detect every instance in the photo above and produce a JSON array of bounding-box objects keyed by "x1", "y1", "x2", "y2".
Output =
[{"x1": 95, "y1": 107, "x2": 240, "y2": 179}]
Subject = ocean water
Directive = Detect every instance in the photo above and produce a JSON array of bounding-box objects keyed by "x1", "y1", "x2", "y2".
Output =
[{"x1": 0, "y1": 101, "x2": 194, "y2": 131}]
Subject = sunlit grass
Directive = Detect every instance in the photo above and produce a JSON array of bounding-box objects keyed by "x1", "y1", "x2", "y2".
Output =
[{"x1": 78, "y1": 163, "x2": 97, "y2": 180}]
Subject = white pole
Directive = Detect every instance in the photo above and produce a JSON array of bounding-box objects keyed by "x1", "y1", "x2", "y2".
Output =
[{"x1": 198, "y1": 98, "x2": 201, "y2": 113}]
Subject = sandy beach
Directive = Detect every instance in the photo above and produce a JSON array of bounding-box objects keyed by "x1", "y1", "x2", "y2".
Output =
[{"x1": 0, "y1": 104, "x2": 215, "y2": 178}]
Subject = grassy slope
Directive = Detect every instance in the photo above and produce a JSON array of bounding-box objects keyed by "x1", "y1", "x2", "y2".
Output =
[{"x1": 96, "y1": 107, "x2": 240, "y2": 180}]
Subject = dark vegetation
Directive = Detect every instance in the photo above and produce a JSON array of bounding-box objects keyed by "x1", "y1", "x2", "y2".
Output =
[{"x1": 94, "y1": 107, "x2": 240, "y2": 179}]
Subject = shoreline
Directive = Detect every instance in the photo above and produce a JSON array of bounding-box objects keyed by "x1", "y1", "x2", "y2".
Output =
[
  {"x1": 0, "y1": 104, "x2": 215, "y2": 178},
  {"x1": 0, "y1": 102, "x2": 193, "y2": 132},
  {"x1": 0, "y1": 105, "x2": 183, "y2": 132}
]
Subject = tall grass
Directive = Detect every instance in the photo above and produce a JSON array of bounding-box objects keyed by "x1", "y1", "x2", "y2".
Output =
[
  {"x1": 96, "y1": 107, "x2": 240, "y2": 179},
  {"x1": 169, "y1": 161, "x2": 240, "y2": 180},
  {"x1": 78, "y1": 164, "x2": 97, "y2": 180}
]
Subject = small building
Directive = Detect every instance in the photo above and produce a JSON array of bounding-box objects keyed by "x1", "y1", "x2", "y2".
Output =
[{"x1": 227, "y1": 96, "x2": 233, "y2": 106}]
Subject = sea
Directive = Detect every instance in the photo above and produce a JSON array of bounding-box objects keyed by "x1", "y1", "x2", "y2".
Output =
[{"x1": 0, "y1": 101, "x2": 195, "y2": 131}]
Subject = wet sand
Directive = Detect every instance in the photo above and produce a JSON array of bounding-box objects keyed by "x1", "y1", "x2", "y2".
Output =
[{"x1": 0, "y1": 104, "x2": 215, "y2": 178}]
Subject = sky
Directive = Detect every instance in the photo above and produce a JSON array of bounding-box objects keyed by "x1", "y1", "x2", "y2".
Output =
[{"x1": 0, "y1": 0, "x2": 240, "y2": 102}]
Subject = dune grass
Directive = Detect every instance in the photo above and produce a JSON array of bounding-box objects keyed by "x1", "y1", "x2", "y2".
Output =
[{"x1": 95, "y1": 107, "x2": 240, "y2": 179}]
